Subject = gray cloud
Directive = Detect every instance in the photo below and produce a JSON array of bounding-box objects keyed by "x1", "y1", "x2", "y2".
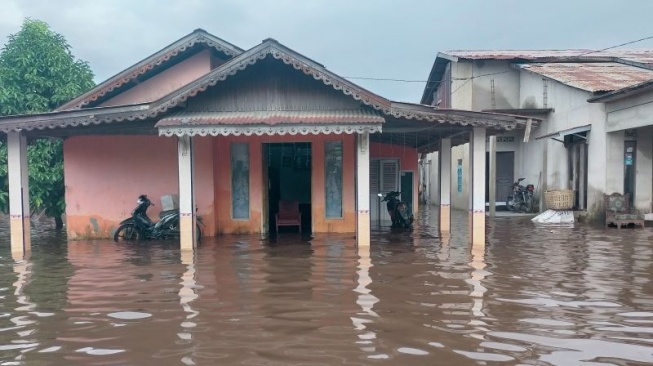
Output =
[{"x1": 2, "y1": 0, "x2": 653, "y2": 102}]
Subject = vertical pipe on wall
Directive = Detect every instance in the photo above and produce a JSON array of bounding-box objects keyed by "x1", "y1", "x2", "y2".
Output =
[
  {"x1": 7, "y1": 131, "x2": 31, "y2": 256},
  {"x1": 469, "y1": 127, "x2": 487, "y2": 246},
  {"x1": 356, "y1": 133, "x2": 371, "y2": 247},
  {"x1": 178, "y1": 135, "x2": 197, "y2": 250},
  {"x1": 439, "y1": 138, "x2": 452, "y2": 232}
]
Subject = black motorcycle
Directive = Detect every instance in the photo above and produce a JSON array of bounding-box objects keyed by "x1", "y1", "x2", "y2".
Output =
[
  {"x1": 378, "y1": 191, "x2": 414, "y2": 229},
  {"x1": 114, "y1": 195, "x2": 203, "y2": 243},
  {"x1": 506, "y1": 178, "x2": 535, "y2": 213}
]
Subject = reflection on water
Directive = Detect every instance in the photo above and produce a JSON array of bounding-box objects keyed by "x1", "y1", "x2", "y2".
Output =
[{"x1": 1, "y1": 211, "x2": 653, "y2": 365}]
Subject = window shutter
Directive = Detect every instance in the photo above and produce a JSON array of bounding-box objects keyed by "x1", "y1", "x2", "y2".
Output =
[{"x1": 380, "y1": 160, "x2": 399, "y2": 193}]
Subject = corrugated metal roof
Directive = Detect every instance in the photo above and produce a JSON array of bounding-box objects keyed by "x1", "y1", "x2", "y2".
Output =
[
  {"x1": 443, "y1": 49, "x2": 653, "y2": 65},
  {"x1": 155, "y1": 110, "x2": 385, "y2": 127},
  {"x1": 517, "y1": 62, "x2": 653, "y2": 92}
]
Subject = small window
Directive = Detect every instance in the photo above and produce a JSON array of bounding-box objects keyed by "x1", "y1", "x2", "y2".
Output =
[
  {"x1": 325, "y1": 141, "x2": 343, "y2": 218},
  {"x1": 457, "y1": 159, "x2": 463, "y2": 193},
  {"x1": 231, "y1": 143, "x2": 249, "y2": 219}
]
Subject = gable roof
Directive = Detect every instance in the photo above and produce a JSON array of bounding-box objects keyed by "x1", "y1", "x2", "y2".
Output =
[
  {"x1": 516, "y1": 62, "x2": 653, "y2": 92},
  {"x1": 0, "y1": 37, "x2": 535, "y2": 135},
  {"x1": 148, "y1": 38, "x2": 391, "y2": 116},
  {"x1": 57, "y1": 29, "x2": 244, "y2": 111},
  {"x1": 421, "y1": 49, "x2": 653, "y2": 104}
]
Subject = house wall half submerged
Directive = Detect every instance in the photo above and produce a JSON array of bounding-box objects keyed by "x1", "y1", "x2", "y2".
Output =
[{"x1": 63, "y1": 134, "x2": 418, "y2": 239}]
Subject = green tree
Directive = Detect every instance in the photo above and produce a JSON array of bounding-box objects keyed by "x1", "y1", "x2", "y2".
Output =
[{"x1": 0, "y1": 18, "x2": 95, "y2": 229}]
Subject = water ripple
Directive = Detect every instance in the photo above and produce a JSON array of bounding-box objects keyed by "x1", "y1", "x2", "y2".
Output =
[{"x1": 0, "y1": 211, "x2": 652, "y2": 365}]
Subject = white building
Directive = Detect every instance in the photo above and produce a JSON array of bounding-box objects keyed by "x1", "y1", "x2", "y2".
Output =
[{"x1": 420, "y1": 50, "x2": 653, "y2": 222}]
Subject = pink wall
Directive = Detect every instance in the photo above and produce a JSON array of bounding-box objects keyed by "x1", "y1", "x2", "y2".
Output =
[
  {"x1": 212, "y1": 134, "x2": 357, "y2": 235},
  {"x1": 63, "y1": 135, "x2": 215, "y2": 239},
  {"x1": 100, "y1": 49, "x2": 212, "y2": 107},
  {"x1": 370, "y1": 142, "x2": 419, "y2": 212},
  {"x1": 62, "y1": 136, "x2": 417, "y2": 239}
]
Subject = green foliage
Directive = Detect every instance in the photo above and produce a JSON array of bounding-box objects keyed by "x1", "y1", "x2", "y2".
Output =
[{"x1": 0, "y1": 19, "x2": 95, "y2": 219}]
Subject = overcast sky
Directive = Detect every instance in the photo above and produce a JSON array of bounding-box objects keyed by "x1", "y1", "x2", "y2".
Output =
[{"x1": 2, "y1": 0, "x2": 653, "y2": 102}]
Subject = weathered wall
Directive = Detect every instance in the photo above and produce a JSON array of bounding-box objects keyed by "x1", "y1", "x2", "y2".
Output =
[
  {"x1": 422, "y1": 57, "x2": 653, "y2": 219},
  {"x1": 450, "y1": 144, "x2": 470, "y2": 210},
  {"x1": 519, "y1": 70, "x2": 609, "y2": 219},
  {"x1": 436, "y1": 60, "x2": 524, "y2": 210},
  {"x1": 605, "y1": 91, "x2": 653, "y2": 132},
  {"x1": 471, "y1": 60, "x2": 521, "y2": 111},
  {"x1": 635, "y1": 127, "x2": 653, "y2": 212},
  {"x1": 63, "y1": 135, "x2": 215, "y2": 238},
  {"x1": 100, "y1": 49, "x2": 212, "y2": 107},
  {"x1": 451, "y1": 61, "x2": 474, "y2": 110},
  {"x1": 604, "y1": 90, "x2": 653, "y2": 213},
  {"x1": 63, "y1": 133, "x2": 417, "y2": 238}
]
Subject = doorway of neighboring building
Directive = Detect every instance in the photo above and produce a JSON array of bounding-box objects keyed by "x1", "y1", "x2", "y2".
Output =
[
  {"x1": 400, "y1": 171, "x2": 414, "y2": 214},
  {"x1": 566, "y1": 135, "x2": 588, "y2": 209},
  {"x1": 486, "y1": 151, "x2": 514, "y2": 207},
  {"x1": 263, "y1": 143, "x2": 312, "y2": 236},
  {"x1": 624, "y1": 140, "x2": 637, "y2": 205}
]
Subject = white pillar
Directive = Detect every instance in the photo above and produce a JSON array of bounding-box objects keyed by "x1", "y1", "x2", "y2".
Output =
[
  {"x1": 488, "y1": 135, "x2": 497, "y2": 217},
  {"x1": 439, "y1": 138, "x2": 452, "y2": 232},
  {"x1": 178, "y1": 135, "x2": 196, "y2": 250},
  {"x1": 356, "y1": 132, "x2": 371, "y2": 247},
  {"x1": 7, "y1": 132, "x2": 31, "y2": 256},
  {"x1": 469, "y1": 127, "x2": 487, "y2": 245}
]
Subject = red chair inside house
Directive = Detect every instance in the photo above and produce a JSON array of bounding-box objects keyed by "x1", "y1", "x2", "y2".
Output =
[{"x1": 276, "y1": 200, "x2": 302, "y2": 234}]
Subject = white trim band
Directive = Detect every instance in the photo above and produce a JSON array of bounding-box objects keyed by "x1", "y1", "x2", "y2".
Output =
[{"x1": 158, "y1": 124, "x2": 382, "y2": 137}]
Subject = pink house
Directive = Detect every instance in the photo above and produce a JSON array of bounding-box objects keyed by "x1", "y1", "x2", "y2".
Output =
[{"x1": 0, "y1": 29, "x2": 531, "y2": 254}]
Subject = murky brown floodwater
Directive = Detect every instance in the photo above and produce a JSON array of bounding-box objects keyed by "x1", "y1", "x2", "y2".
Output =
[{"x1": 1, "y1": 210, "x2": 653, "y2": 365}]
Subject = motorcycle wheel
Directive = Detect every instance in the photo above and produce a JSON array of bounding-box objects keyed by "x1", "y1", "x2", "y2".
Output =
[
  {"x1": 114, "y1": 223, "x2": 141, "y2": 243},
  {"x1": 506, "y1": 196, "x2": 516, "y2": 212},
  {"x1": 522, "y1": 195, "x2": 533, "y2": 213},
  {"x1": 168, "y1": 219, "x2": 202, "y2": 243}
]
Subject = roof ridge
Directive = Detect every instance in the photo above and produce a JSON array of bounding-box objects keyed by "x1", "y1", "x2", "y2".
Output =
[{"x1": 57, "y1": 29, "x2": 244, "y2": 111}]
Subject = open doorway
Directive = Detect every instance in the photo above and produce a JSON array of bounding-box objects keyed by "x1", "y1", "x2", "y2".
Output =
[
  {"x1": 263, "y1": 143, "x2": 312, "y2": 236},
  {"x1": 485, "y1": 151, "x2": 514, "y2": 208}
]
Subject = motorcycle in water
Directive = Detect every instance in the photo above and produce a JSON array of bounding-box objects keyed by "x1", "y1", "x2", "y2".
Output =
[
  {"x1": 378, "y1": 191, "x2": 414, "y2": 229},
  {"x1": 506, "y1": 178, "x2": 535, "y2": 213},
  {"x1": 114, "y1": 195, "x2": 203, "y2": 243}
]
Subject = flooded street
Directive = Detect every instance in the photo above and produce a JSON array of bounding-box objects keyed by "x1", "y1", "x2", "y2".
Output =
[{"x1": 1, "y1": 211, "x2": 653, "y2": 365}]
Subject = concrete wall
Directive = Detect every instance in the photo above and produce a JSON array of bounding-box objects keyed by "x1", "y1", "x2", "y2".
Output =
[
  {"x1": 422, "y1": 58, "x2": 653, "y2": 219},
  {"x1": 519, "y1": 70, "x2": 611, "y2": 218},
  {"x1": 100, "y1": 49, "x2": 212, "y2": 107},
  {"x1": 437, "y1": 60, "x2": 523, "y2": 210},
  {"x1": 605, "y1": 91, "x2": 653, "y2": 132},
  {"x1": 450, "y1": 144, "x2": 470, "y2": 210},
  {"x1": 635, "y1": 127, "x2": 653, "y2": 212},
  {"x1": 63, "y1": 133, "x2": 418, "y2": 239},
  {"x1": 63, "y1": 135, "x2": 215, "y2": 238},
  {"x1": 604, "y1": 90, "x2": 653, "y2": 213},
  {"x1": 471, "y1": 60, "x2": 521, "y2": 111}
]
